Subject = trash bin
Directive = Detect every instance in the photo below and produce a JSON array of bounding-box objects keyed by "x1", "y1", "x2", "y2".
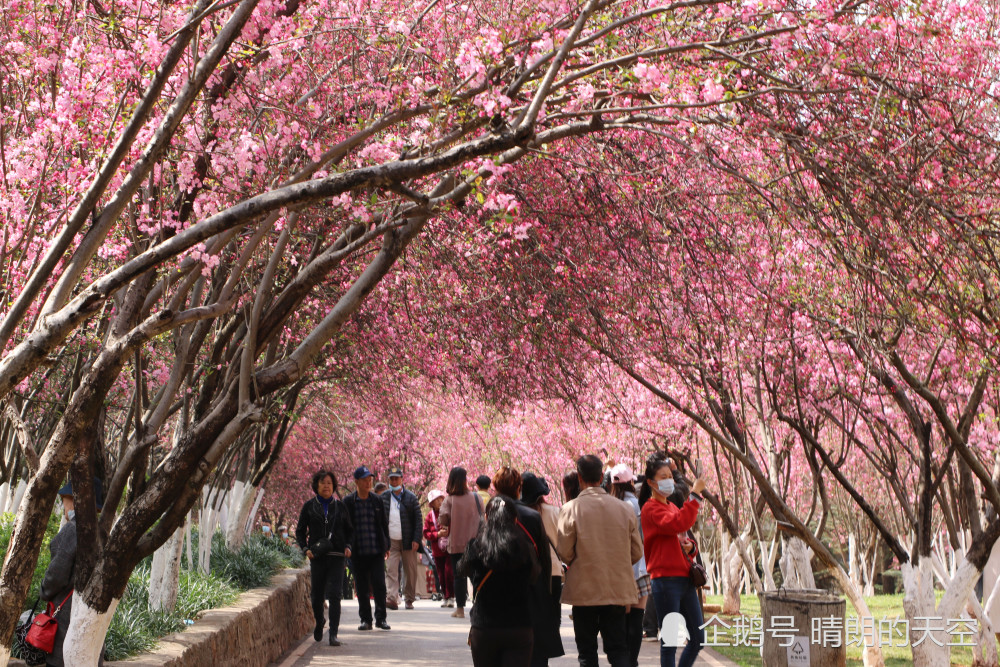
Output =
[{"x1": 759, "y1": 589, "x2": 847, "y2": 667}]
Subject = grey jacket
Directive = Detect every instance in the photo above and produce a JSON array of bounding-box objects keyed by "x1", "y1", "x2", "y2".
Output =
[{"x1": 40, "y1": 519, "x2": 76, "y2": 667}]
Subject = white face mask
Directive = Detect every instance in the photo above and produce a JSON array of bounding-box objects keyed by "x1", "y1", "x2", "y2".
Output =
[{"x1": 656, "y1": 478, "x2": 675, "y2": 497}]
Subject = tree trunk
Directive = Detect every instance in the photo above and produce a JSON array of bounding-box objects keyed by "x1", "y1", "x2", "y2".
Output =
[
  {"x1": 247, "y1": 487, "x2": 265, "y2": 535},
  {"x1": 185, "y1": 512, "x2": 193, "y2": 571},
  {"x1": 149, "y1": 525, "x2": 185, "y2": 612},
  {"x1": 902, "y1": 559, "x2": 952, "y2": 667},
  {"x1": 763, "y1": 537, "x2": 778, "y2": 591},
  {"x1": 863, "y1": 536, "x2": 880, "y2": 597},
  {"x1": 225, "y1": 479, "x2": 256, "y2": 550},
  {"x1": 721, "y1": 533, "x2": 742, "y2": 614},
  {"x1": 62, "y1": 595, "x2": 121, "y2": 665},
  {"x1": 6, "y1": 479, "x2": 26, "y2": 513},
  {"x1": 199, "y1": 488, "x2": 226, "y2": 573},
  {"x1": 967, "y1": 598, "x2": 999, "y2": 667},
  {"x1": 810, "y1": 552, "x2": 882, "y2": 667},
  {"x1": 779, "y1": 536, "x2": 816, "y2": 589},
  {"x1": 985, "y1": 540, "x2": 1000, "y2": 655},
  {"x1": 218, "y1": 488, "x2": 231, "y2": 534},
  {"x1": 849, "y1": 532, "x2": 861, "y2": 591}
]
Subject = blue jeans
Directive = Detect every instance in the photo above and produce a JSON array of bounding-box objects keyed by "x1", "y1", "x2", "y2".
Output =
[{"x1": 651, "y1": 576, "x2": 703, "y2": 667}]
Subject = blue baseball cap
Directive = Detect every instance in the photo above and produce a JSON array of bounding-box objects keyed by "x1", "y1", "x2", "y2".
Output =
[
  {"x1": 353, "y1": 465, "x2": 374, "y2": 480},
  {"x1": 57, "y1": 477, "x2": 104, "y2": 509}
]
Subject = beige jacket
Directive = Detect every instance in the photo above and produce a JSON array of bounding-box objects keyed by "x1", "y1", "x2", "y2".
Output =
[
  {"x1": 557, "y1": 486, "x2": 642, "y2": 606},
  {"x1": 539, "y1": 502, "x2": 562, "y2": 578}
]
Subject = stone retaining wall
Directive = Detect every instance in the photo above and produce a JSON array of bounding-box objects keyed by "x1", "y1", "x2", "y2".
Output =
[
  {"x1": 9, "y1": 568, "x2": 311, "y2": 667},
  {"x1": 108, "y1": 567, "x2": 312, "y2": 667}
]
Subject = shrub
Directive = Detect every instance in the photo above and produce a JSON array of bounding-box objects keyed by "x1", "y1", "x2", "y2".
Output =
[
  {"x1": 104, "y1": 562, "x2": 241, "y2": 661},
  {"x1": 210, "y1": 532, "x2": 300, "y2": 590}
]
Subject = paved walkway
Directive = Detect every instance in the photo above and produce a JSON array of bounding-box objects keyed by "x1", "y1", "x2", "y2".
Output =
[{"x1": 271, "y1": 599, "x2": 739, "y2": 666}]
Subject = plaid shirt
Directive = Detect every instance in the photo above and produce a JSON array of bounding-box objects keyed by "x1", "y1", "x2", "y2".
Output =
[{"x1": 351, "y1": 494, "x2": 383, "y2": 555}]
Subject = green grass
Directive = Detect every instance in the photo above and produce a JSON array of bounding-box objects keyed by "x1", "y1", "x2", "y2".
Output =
[{"x1": 702, "y1": 594, "x2": 994, "y2": 667}]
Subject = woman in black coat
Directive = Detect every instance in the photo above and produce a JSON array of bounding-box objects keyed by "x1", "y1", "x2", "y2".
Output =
[
  {"x1": 296, "y1": 470, "x2": 354, "y2": 646},
  {"x1": 461, "y1": 496, "x2": 541, "y2": 667}
]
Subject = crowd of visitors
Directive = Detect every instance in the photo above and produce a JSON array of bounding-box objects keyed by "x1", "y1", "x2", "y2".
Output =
[
  {"x1": 26, "y1": 449, "x2": 702, "y2": 666},
  {"x1": 291, "y1": 452, "x2": 708, "y2": 667}
]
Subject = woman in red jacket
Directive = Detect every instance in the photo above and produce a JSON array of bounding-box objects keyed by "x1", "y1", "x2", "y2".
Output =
[
  {"x1": 639, "y1": 453, "x2": 707, "y2": 667},
  {"x1": 424, "y1": 489, "x2": 455, "y2": 606}
]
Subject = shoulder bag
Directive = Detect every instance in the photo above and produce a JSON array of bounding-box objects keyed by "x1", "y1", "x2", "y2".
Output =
[
  {"x1": 684, "y1": 536, "x2": 707, "y2": 587},
  {"x1": 13, "y1": 599, "x2": 47, "y2": 665},
  {"x1": 25, "y1": 591, "x2": 73, "y2": 654},
  {"x1": 310, "y1": 499, "x2": 338, "y2": 556}
]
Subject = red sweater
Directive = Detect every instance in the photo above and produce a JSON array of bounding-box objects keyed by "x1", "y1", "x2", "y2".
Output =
[
  {"x1": 423, "y1": 510, "x2": 447, "y2": 558},
  {"x1": 641, "y1": 498, "x2": 700, "y2": 579}
]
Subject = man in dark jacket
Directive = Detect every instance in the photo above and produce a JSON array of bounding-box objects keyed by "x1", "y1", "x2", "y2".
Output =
[
  {"x1": 381, "y1": 466, "x2": 423, "y2": 610},
  {"x1": 41, "y1": 479, "x2": 105, "y2": 667},
  {"x1": 343, "y1": 466, "x2": 391, "y2": 630}
]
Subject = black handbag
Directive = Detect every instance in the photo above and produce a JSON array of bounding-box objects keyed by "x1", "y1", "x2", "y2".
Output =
[
  {"x1": 311, "y1": 537, "x2": 334, "y2": 555},
  {"x1": 688, "y1": 560, "x2": 708, "y2": 587},
  {"x1": 683, "y1": 534, "x2": 707, "y2": 587},
  {"x1": 310, "y1": 499, "x2": 338, "y2": 555},
  {"x1": 13, "y1": 600, "x2": 48, "y2": 665}
]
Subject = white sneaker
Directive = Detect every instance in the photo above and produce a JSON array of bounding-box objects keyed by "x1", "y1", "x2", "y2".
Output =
[{"x1": 446, "y1": 598, "x2": 455, "y2": 608}]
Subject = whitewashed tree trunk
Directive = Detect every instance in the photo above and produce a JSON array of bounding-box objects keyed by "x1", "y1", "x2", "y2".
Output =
[
  {"x1": 198, "y1": 488, "x2": 225, "y2": 574},
  {"x1": 702, "y1": 552, "x2": 716, "y2": 595},
  {"x1": 149, "y1": 525, "x2": 185, "y2": 612},
  {"x1": 966, "y1": 597, "x2": 999, "y2": 667},
  {"x1": 8, "y1": 479, "x2": 27, "y2": 514},
  {"x1": 217, "y1": 488, "x2": 232, "y2": 534},
  {"x1": 62, "y1": 595, "x2": 121, "y2": 665},
  {"x1": 763, "y1": 537, "x2": 778, "y2": 591},
  {"x1": 779, "y1": 537, "x2": 816, "y2": 589},
  {"x1": 222, "y1": 480, "x2": 246, "y2": 548},
  {"x1": 224, "y1": 480, "x2": 251, "y2": 549},
  {"x1": 721, "y1": 533, "x2": 742, "y2": 614},
  {"x1": 185, "y1": 511, "x2": 193, "y2": 570},
  {"x1": 199, "y1": 505, "x2": 214, "y2": 574},
  {"x1": 849, "y1": 532, "x2": 861, "y2": 591},
  {"x1": 928, "y1": 551, "x2": 999, "y2": 667},
  {"x1": 984, "y1": 539, "x2": 1000, "y2": 649},
  {"x1": 0, "y1": 482, "x2": 9, "y2": 515},
  {"x1": 818, "y1": 548, "x2": 885, "y2": 667},
  {"x1": 901, "y1": 559, "x2": 953, "y2": 667},
  {"x1": 246, "y1": 487, "x2": 265, "y2": 534},
  {"x1": 863, "y1": 536, "x2": 880, "y2": 597}
]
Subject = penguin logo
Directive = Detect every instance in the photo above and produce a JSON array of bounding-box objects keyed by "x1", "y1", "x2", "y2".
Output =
[{"x1": 658, "y1": 612, "x2": 690, "y2": 647}]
